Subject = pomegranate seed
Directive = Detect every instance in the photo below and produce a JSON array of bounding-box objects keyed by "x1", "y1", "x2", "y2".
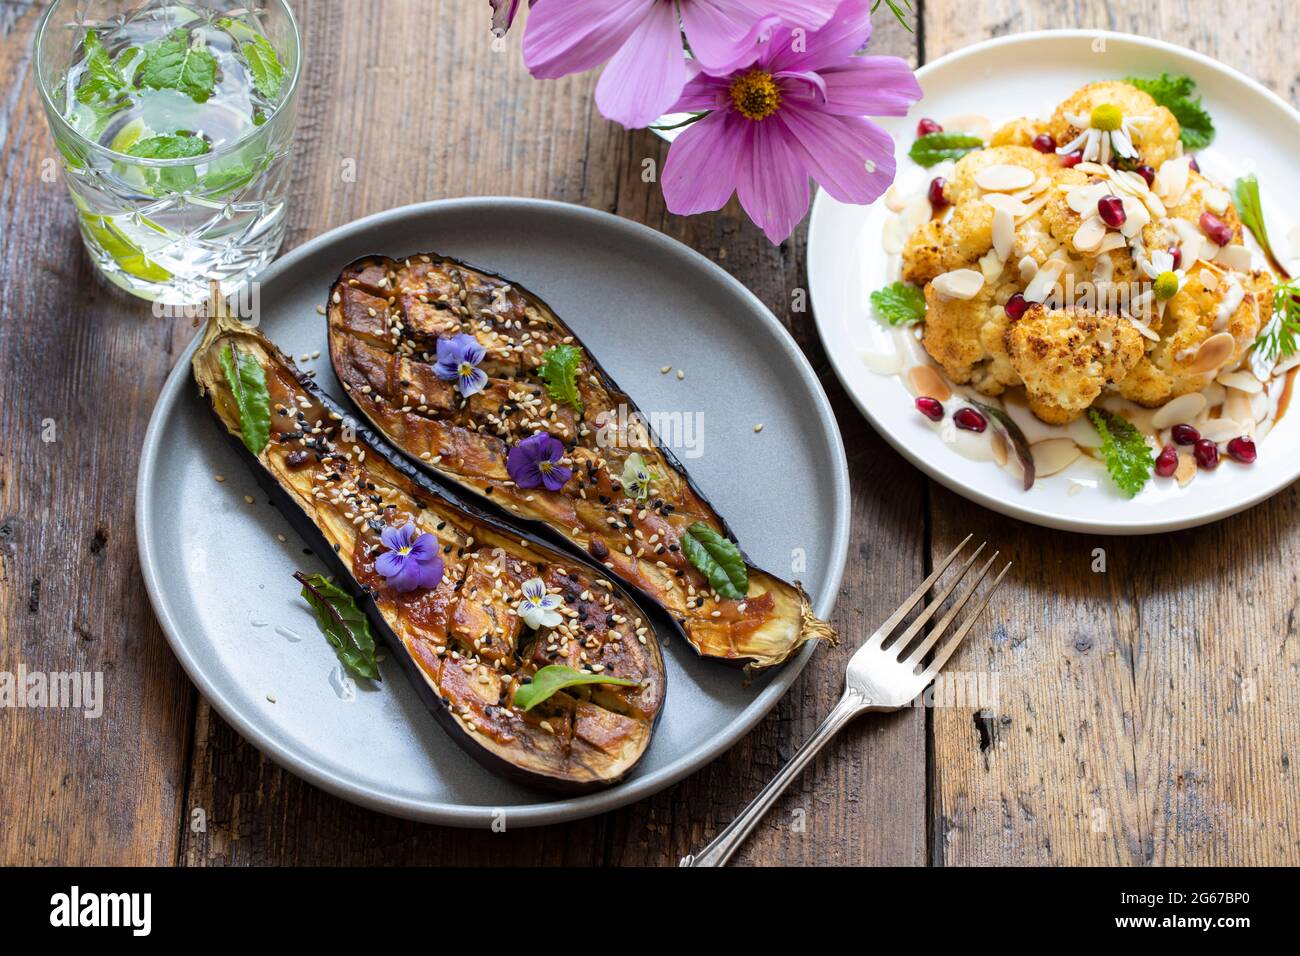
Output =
[
  {"x1": 953, "y1": 408, "x2": 987, "y2": 433},
  {"x1": 1171, "y1": 423, "x2": 1200, "y2": 445},
  {"x1": 1135, "y1": 164, "x2": 1156, "y2": 186},
  {"x1": 1188, "y1": 155, "x2": 1200, "y2": 173},
  {"x1": 1004, "y1": 292, "x2": 1028, "y2": 320},
  {"x1": 1193, "y1": 439, "x2": 1219, "y2": 470},
  {"x1": 1154, "y1": 445, "x2": 1179, "y2": 478},
  {"x1": 1031, "y1": 133, "x2": 1056, "y2": 153},
  {"x1": 1200, "y1": 211, "x2": 1234, "y2": 246},
  {"x1": 915, "y1": 396, "x2": 944, "y2": 422},
  {"x1": 1097, "y1": 195, "x2": 1127, "y2": 228},
  {"x1": 1060, "y1": 150, "x2": 1084, "y2": 168},
  {"x1": 1168, "y1": 246, "x2": 1182, "y2": 270},
  {"x1": 928, "y1": 176, "x2": 948, "y2": 208},
  {"x1": 1226, "y1": 436, "x2": 1257, "y2": 464},
  {"x1": 916, "y1": 118, "x2": 943, "y2": 137}
]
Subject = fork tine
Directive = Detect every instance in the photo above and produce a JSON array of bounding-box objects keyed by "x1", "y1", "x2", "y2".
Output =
[
  {"x1": 902, "y1": 552, "x2": 999, "y2": 668},
  {"x1": 884, "y1": 541, "x2": 986, "y2": 656},
  {"x1": 867, "y1": 533, "x2": 974, "y2": 647},
  {"x1": 920, "y1": 560, "x2": 1012, "y2": 678}
]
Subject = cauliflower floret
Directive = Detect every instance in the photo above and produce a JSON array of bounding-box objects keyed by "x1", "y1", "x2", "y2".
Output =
[
  {"x1": 1048, "y1": 81, "x2": 1181, "y2": 168},
  {"x1": 902, "y1": 218, "x2": 946, "y2": 285},
  {"x1": 900, "y1": 194, "x2": 996, "y2": 282},
  {"x1": 1116, "y1": 266, "x2": 1272, "y2": 405},
  {"x1": 1004, "y1": 304, "x2": 1145, "y2": 423},
  {"x1": 990, "y1": 117, "x2": 1047, "y2": 148},
  {"x1": 1039, "y1": 167, "x2": 1103, "y2": 253},
  {"x1": 945, "y1": 145, "x2": 1054, "y2": 206},
  {"x1": 920, "y1": 279, "x2": 1023, "y2": 396},
  {"x1": 1142, "y1": 169, "x2": 1243, "y2": 252}
]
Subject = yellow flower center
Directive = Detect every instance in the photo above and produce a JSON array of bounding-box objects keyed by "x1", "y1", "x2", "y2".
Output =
[
  {"x1": 1090, "y1": 103, "x2": 1123, "y2": 132},
  {"x1": 538, "y1": 460, "x2": 554, "y2": 474},
  {"x1": 399, "y1": 546, "x2": 411, "y2": 556},
  {"x1": 458, "y1": 361, "x2": 475, "y2": 376},
  {"x1": 729, "y1": 70, "x2": 782, "y2": 121},
  {"x1": 1153, "y1": 271, "x2": 1180, "y2": 300}
]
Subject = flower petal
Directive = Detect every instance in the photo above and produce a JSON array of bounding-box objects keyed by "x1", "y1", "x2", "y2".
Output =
[
  {"x1": 814, "y1": 56, "x2": 923, "y2": 117},
  {"x1": 680, "y1": 2, "x2": 778, "y2": 73},
  {"x1": 410, "y1": 555, "x2": 445, "y2": 591},
  {"x1": 522, "y1": 577, "x2": 547, "y2": 602},
  {"x1": 380, "y1": 523, "x2": 405, "y2": 553},
  {"x1": 594, "y1": 0, "x2": 690, "y2": 128},
  {"x1": 765, "y1": 0, "x2": 873, "y2": 74},
  {"x1": 669, "y1": 70, "x2": 732, "y2": 113},
  {"x1": 522, "y1": 0, "x2": 651, "y2": 80},
  {"x1": 735, "y1": 117, "x2": 810, "y2": 245},
  {"x1": 541, "y1": 463, "x2": 572, "y2": 491},
  {"x1": 537, "y1": 593, "x2": 563, "y2": 611},
  {"x1": 406, "y1": 531, "x2": 436, "y2": 561},
  {"x1": 662, "y1": 111, "x2": 746, "y2": 215},
  {"x1": 458, "y1": 366, "x2": 488, "y2": 397},
  {"x1": 779, "y1": 109, "x2": 896, "y2": 206},
  {"x1": 539, "y1": 609, "x2": 563, "y2": 628},
  {"x1": 519, "y1": 605, "x2": 544, "y2": 629},
  {"x1": 375, "y1": 550, "x2": 405, "y2": 578}
]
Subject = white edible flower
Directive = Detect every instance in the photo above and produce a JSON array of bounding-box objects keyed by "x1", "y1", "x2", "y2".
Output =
[
  {"x1": 1057, "y1": 104, "x2": 1149, "y2": 165},
  {"x1": 517, "y1": 577, "x2": 563, "y2": 629}
]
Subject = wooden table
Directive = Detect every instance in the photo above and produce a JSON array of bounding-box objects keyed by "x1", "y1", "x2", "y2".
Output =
[{"x1": 2, "y1": 0, "x2": 1296, "y2": 866}]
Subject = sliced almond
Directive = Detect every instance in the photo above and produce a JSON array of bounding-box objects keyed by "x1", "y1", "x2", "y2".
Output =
[
  {"x1": 882, "y1": 215, "x2": 904, "y2": 254},
  {"x1": 1204, "y1": 188, "x2": 1230, "y2": 215},
  {"x1": 990, "y1": 430, "x2": 1009, "y2": 467},
  {"x1": 992, "y1": 207, "x2": 1015, "y2": 261},
  {"x1": 1189, "y1": 332, "x2": 1235, "y2": 373},
  {"x1": 1175, "y1": 450, "x2": 1197, "y2": 487},
  {"x1": 1215, "y1": 244, "x2": 1253, "y2": 272},
  {"x1": 1217, "y1": 370, "x2": 1262, "y2": 394},
  {"x1": 1201, "y1": 269, "x2": 1220, "y2": 292},
  {"x1": 1023, "y1": 259, "x2": 1064, "y2": 303},
  {"x1": 861, "y1": 349, "x2": 904, "y2": 375},
  {"x1": 975, "y1": 164, "x2": 1036, "y2": 192},
  {"x1": 931, "y1": 268, "x2": 985, "y2": 301},
  {"x1": 1223, "y1": 391, "x2": 1254, "y2": 433},
  {"x1": 1096, "y1": 231, "x2": 1128, "y2": 254},
  {"x1": 983, "y1": 193, "x2": 1029, "y2": 217},
  {"x1": 978, "y1": 248, "x2": 1005, "y2": 283},
  {"x1": 907, "y1": 364, "x2": 951, "y2": 401},
  {"x1": 943, "y1": 113, "x2": 992, "y2": 140},
  {"x1": 1200, "y1": 240, "x2": 1221, "y2": 262},
  {"x1": 1018, "y1": 255, "x2": 1039, "y2": 283},
  {"x1": 1151, "y1": 391, "x2": 1208, "y2": 429},
  {"x1": 884, "y1": 182, "x2": 912, "y2": 213},
  {"x1": 1199, "y1": 417, "x2": 1242, "y2": 443},
  {"x1": 1032, "y1": 438, "x2": 1081, "y2": 477},
  {"x1": 1073, "y1": 216, "x2": 1107, "y2": 254},
  {"x1": 1200, "y1": 380, "x2": 1227, "y2": 409},
  {"x1": 1016, "y1": 192, "x2": 1051, "y2": 222},
  {"x1": 900, "y1": 194, "x2": 932, "y2": 237},
  {"x1": 1067, "y1": 183, "x2": 1109, "y2": 214},
  {"x1": 1154, "y1": 156, "x2": 1191, "y2": 203},
  {"x1": 1119, "y1": 195, "x2": 1150, "y2": 238}
]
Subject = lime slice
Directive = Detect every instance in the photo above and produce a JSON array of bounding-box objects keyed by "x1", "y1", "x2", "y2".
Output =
[
  {"x1": 79, "y1": 212, "x2": 172, "y2": 282},
  {"x1": 108, "y1": 118, "x2": 150, "y2": 154}
]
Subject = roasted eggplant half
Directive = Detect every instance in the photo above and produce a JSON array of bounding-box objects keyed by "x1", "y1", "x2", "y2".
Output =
[
  {"x1": 327, "y1": 253, "x2": 836, "y2": 671},
  {"x1": 192, "y1": 301, "x2": 666, "y2": 793}
]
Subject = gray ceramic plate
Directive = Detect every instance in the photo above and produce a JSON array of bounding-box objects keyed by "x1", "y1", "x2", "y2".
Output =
[{"x1": 137, "y1": 198, "x2": 849, "y2": 827}]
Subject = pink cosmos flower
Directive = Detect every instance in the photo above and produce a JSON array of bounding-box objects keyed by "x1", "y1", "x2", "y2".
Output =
[
  {"x1": 661, "y1": 0, "x2": 922, "y2": 244},
  {"x1": 522, "y1": 0, "x2": 840, "y2": 129}
]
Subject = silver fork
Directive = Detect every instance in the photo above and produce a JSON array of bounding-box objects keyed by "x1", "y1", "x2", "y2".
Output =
[{"x1": 680, "y1": 535, "x2": 1010, "y2": 867}]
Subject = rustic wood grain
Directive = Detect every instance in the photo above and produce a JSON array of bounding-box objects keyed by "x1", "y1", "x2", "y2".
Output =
[{"x1": 924, "y1": 0, "x2": 1300, "y2": 866}]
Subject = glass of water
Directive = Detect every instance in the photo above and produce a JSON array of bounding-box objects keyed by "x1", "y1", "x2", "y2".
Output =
[{"x1": 35, "y1": 0, "x2": 301, "y2": 305}]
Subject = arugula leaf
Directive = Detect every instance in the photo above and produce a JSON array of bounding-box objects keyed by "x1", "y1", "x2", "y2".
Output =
[
  {"x1": 295, "y1": 573, "x2": 381, "y2": 681},
  {"x1": 219, "y1": 342, "x2": 272, "y2": 454},
  {"x1": 1124, "y1": 73, "x2": 1215, "y2": 150},
  {"x1": 512, "y1": 665, "x2": 638, "y2": 712},
  {"x1": 241, "y1": 34, "x2": 285, "y2": 99},
  {"x1": 909, "y1": 131, "x2": 983, "y2": 167},
  {"x1": 139, "y1": 29, "x2": 217, "y2": 103},
  {"x1": 1232, "y1": 174, "x2": 1275, "y2": 262},
  {"x1": 1253, "y1": 279, "x2": 1300, "y2": 363},
  {"x1": 681, "y1": 522, "x2": 748, "y2": 601},
  {"x1": 537, "y1": 344, "x2": 584, "y2": 412},
  {"x1": 870, "y1": 281, "x2": 926, "y2": 326},
  {"x1": 76, "y1": 30, "x2": 137, "y2": 106},
  {"x1": 1088, "y1": 408, "x2": 1154, "y2": 498}
]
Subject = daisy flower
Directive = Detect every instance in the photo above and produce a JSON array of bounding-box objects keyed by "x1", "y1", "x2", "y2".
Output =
[
  {"x1": 1125, "y1": 246, "x2": 1186, "y2": 333},
  {"x1": 660, "y1": 0, "x2": 922, "y2": 243},
  {"x1": 1057, "y1": 103, "x2": 1150, "y2": 166},
  {"x1": 516, "y1": 577, "x2": 564, "y2": 629}
]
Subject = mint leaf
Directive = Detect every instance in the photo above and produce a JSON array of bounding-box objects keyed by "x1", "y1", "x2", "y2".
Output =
[
  {"x1": 1233, "y1": 174, "x2": 1274, "y2": 262},
  {"x1": 909, "y1": 131, "x2": 983, "y2": 167},
  {"x1": 126, "y1": 133, "x2": 209, "y2": 159},
  {"x1": 241, "y1": 34, "x2": 284, "y2": 99},
  {"x1": 295, "y1": 573, "x2": 381, "y2": 681},
  {"x1": 200, "y1": 161, "x2": 259, "y2": 196},
  {"x1": 512, "y1": 665, "x2": 637, "y2": 712},
  {"x1": 219, "y1": 342, "x2": 272, "y2": 454},
  {"x1": 1124, "y1": 73, "x2": 1215, "y2": 150},
  {"x1": 681, "y1": 523, "x2": 748, "y2": 601},
  {"x1": 1088, "y1": 408, "x2": 1153, "y2": 498},
  {"x1": 537, "y1": 344, "x2": 584, "y2": 412},
  {"x1": 76, "y1": 30, "x2": 136, "y2": 106},
  {"x1": 870, "y1": 281, "x2": 926, "y2": 326},
  {"x1": 139, "y1": 29, "x2": 217, "y2": 103}
]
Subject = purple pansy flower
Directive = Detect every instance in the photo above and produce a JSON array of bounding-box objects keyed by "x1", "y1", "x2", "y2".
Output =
[
  {"x1": 661, "y1": 0, "x2": 923, "y2": 244},
  {"x1": 507, "y1": 432, "x2": 572, "y2": 491},
  {"x1": 433, "y1": 333, "x2": 488, "y2": 397},
  {"x1": 375, "y1": 522, "x2": 445, "y2": 593},
  {"x1": 522, "y1": 0, "x2": 839, "y2": 129},
  {"x1": 516, "y1": 577, "x2": 565, "y2": 629}
]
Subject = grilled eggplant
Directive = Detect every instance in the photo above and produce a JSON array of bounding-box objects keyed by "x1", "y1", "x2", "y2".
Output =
[
  {"x1": 327, "y1": 253, "x2": 836, "y2": 670},
  {"x1": 193, "y1": 301, "x2": 666, "y2": 793}
]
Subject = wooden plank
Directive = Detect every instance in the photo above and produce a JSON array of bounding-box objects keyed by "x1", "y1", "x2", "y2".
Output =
[
  {"x1": 923, "y1": 0, "x2": 1300, "y2": 865},
  {"x1": 0, "y1": 1, "x2": 193, "y2": 865},
  {"x1": 180, "y1": 1, "x2": 929, "y2": 865}
]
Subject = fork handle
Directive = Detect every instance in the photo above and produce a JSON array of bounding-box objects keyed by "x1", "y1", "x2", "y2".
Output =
[{"x1": 679, "y1": 689, "x2": 865, "y2": 867}]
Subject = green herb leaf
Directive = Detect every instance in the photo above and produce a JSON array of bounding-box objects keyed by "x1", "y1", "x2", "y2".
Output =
[
  {"x1": 295, "y1": 573, "x2": 381, "y2": 681},
  {"x1": 241, "y1": 33, "x2": 285, "y2": 99},
  {"x1": 126, "y1": 132, "x2": 209, "y2": 160},
  {"x1": 537, "y1": 344, "x2": 584, "y2": 412},
  {"x1": 870, "y1": 281, "x2": 927, "y2": 326},
  {"x1": 76, "y1": 30, "x2": 136, "y2": 106},
  {"x1": 909, "y1": 131, "x2": 983, "y2": 167},
  {"x1": 681, "y1": 522, "x2": 748, "y2": 601},
  {"x1": 1253, "y1": 279, "x2": 1300, "y2": 363},
  {"x1": 512, "y1": 665, "x2": 637, "y2": 712},
  {"x1": 1123, "y1": 73, "x2": 1215, "y2": 150},
  {"x1": 199, "y1": 161, "x2": 259, "y2": 196},
  {"x1": 139, "y1": 29, "x2": 217, "y2": 103},
  {"x1": 1088, "y1": 408, "x2": 1154, "y2": 498},
  {"x1": 872, "y1": 0, "x2": 914, "y2": 32},
  {"x1": 1232, "y1": 174, "x2": 1274, "y2": 262},
  {"x1": 619, "y1": 452, "x2": 659, "y2": 501},
  {"x1": 219, "y1": 342, "x2": 272, "y2": 454}
]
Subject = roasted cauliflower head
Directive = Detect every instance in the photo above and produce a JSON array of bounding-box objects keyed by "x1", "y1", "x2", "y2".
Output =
[
  {"x1": 1048, "y1": 81, "x2": 1181, "y2": 168},
  {"x1": 921, "y1": 280, "x2": 1020, "y2": 395},
  {"x1": 1004, "y1": 304, "x2": 1145, "y2": 424}
]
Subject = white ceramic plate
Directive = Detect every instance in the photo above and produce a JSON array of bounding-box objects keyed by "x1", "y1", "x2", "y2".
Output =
[
  {"x1": 808, "y1": 30, "x2": 1300, "y2": 534},
  {"x1": 137, "y1": 199, "x2": 849, "y2": 826}
]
